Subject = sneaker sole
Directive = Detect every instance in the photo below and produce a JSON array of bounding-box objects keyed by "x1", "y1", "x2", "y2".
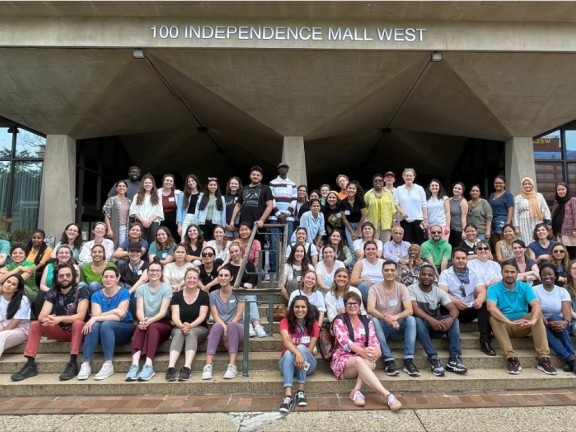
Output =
[
  {"x1": 385, "y1": 371, "x2": 400, "y2": 376},
  {"x1": 223, "y1": 374, "x2": 237, "y2": 379},
  {"x1": 94, "y1": 373, "x2": 113, "y2": 381},
  {"x1": 11, "y1": 372, "x2": 38, "y2": 381},
  {"x1": 138, "y1": 372, "x2": 156, "y2": 381},
  {"x1": 166, "y1": 377, "x2": 177, "y2": 382},
  {"x1": 446, "y1": 366, "x2": 468, "y2": 374},
  {"x1": 179, "y1": 376, "x2": 191, "y2": 381},
  {"x1": 537, "y1": 366, "x2": 557, "y2": 375},
  {"x1": 431, "y1": 370, "x2": 445, "y2": 377},
  {"x1": 77, "y1": 375, "x2": 90, "y2": 381},
  {"x1": 507, "y1": 366, "x2": 522, "y2": 375},
  {"x1": 297, "y1": 401, "x2": 308, "y2": 407},
  {"x1": 201, "y1": 375, "x2": 212, "y2": 380},
  {"x1": 279, "y1": 407, "x2": 292, "y2": 413},
  {"x1": 402, "y1": 367, "x2": 420, "y2": 377},
  {"x1": 125, "y1": 376, "x2": 138, "y2": 382}
]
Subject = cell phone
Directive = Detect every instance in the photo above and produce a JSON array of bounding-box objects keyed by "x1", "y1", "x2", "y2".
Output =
[{"x1": 303, "y1": 361, "x2": 310, "y2": 371}]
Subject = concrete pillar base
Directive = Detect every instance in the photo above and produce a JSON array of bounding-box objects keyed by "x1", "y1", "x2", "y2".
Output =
[
  {"x1": 282, "y1": 136, "x2": 306, "y2": 186},
  {"x1": 505, "y1": 136, "x2": 536, "y2": 195}
]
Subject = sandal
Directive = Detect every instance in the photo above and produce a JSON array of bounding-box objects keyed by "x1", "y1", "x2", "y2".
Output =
[{"x1": 350, "y1": 389, "x2": 366, "y2": 407}]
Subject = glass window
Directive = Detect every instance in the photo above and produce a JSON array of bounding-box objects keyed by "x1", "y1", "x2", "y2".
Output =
[
  {"x1": 0, "y1": 161, "x2": 10, "y2": 217},
  {"x1": 0, "y1": 128, "x2": 13, "y2": 156},
  {"x1": 15, "y1": 129, "x2": 46, "y2": 158},
  {"x1": 11, "y1": 161, "x2": 42, "y2": 231},
  {"x1": 565, "y1": 130, "x2": 576, "y2": 160},
  {"x1": 533, "y1": 130, "x2": 561, "y2": 160},
  {"x1": 535, "y1": 162, "x2": 562, "y2": 204}
]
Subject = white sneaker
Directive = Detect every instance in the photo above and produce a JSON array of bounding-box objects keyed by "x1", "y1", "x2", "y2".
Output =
[
  {"x1": 254, "y1": 324, "x2": 266, "y2": 338},
  {"x1": 201, "y1": 364, "x2": 213, "y2": 380},
  {"x1": 94, "y1": 363, "x2": 114, "y2": 381},
  {"x1": 248, "y1": 323, "x2": 256, "y2": 338},
  {"x1": 223, "y1": 364, "x2": 238, "y2": 379},
  {"x1": 77, "y1": 363, "x2": 91, "y2": 380}
]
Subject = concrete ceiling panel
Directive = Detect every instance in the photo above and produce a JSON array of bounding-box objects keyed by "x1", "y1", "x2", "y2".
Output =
[{"x1": 444, "y1": 52, "x2": 576, "y2": 137}]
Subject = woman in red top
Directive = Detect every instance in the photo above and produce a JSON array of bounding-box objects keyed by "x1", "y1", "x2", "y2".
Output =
[
  {"x1": 158, "y1": 174, "x2": 181, "y2": 243},
  {"x1": 278, "y1": 295, "x2": 318, "y2": 413}
]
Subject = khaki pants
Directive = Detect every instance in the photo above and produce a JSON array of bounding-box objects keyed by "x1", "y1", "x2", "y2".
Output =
[{"x1": 489, "y1": 314, "x2": 550, "y2": 359}]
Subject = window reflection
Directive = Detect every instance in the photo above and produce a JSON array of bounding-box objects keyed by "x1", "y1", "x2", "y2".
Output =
[
  {"x1": 15, "y1": 129, "x2": 46, "y2": 158},
  {"x1": 0, "y1": 128, "x2": 12, "y2": 155},
  {"x1": 533, "y1": 130, "x2": 561, "y2": 160},
  {"x1": 565, "y1": 130, "x2": 576, "y2": 160}
]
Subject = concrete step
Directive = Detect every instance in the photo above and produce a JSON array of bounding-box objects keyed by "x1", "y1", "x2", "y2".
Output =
[
  {"x1": 0, "y1": 348, "x2": 568, "y2": 375},
  {"x1": 1, "y1": 366, "x2": 574, "y2": 398}
]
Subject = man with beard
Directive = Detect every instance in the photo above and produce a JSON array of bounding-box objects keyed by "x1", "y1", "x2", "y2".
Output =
[
  {"x1": 108, "y1": 166, "x2": 142, "y2": 198},
  {"x1": 11, "y1": 263, "x2": 89, "y2": 381}
]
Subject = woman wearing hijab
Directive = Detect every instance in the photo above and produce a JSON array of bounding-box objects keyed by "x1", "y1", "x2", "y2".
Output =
[
  {"x1": 552, "y1": 182, "x2": 576, "y2": 259},
  {"x1": 513, "y1": 177, "x2": 551, "y2": 245}
]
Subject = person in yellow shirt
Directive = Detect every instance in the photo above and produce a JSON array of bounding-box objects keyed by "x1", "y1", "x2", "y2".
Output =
[{"x1": 364, "y1": 174, "x2": 397, "y2": 242}]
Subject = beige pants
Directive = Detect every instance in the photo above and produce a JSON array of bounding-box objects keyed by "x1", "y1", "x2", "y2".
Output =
[{"x1": 489, "y1": 314, "x2": 550, "y2": 359}]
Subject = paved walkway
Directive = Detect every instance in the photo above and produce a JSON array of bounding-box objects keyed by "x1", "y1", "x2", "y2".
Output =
[{"x1": 2, "y1": 388, "x2": 576, "y2": 415}]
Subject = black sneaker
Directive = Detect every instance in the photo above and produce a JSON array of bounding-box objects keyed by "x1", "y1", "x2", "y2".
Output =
[
  {"x1": 428, "y1": 355, "x2": 445, "y2": 377},
  {"x1": 384, "y1": 360, "x2": 400, "y2": 376},
  {"x1": 11, "y1": 362, "x2": 38, "y2": 381},
  {"x1": 165, "y1": 367, "x2": 177, "y2": 382},
  {"x1": 178, "y1": 367, "x2": 191, "y2": 381},
  {"x1": 279, "y1": 395, "x2": 295, "y2": 413},
  {"x1": 507, "y1": 357, "x2": 521, "y2": 374},
  {"x1": 537, "y1": 357, "x2": 557, "y2": 375},
  {"x1": 295, "y1": 390, "x2": 308, "y2": 407},
  {"x1": 59, "y1": 361, "x2": 79, "y2": 381},
  {"x1": 446, "y1": 356, "x2": 468, "y2": 374},
  {"x1": 402, "y1": 358, "x2": 420, "y2": 377}
]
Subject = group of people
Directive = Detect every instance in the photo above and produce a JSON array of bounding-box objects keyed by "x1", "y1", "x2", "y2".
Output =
[{"x1": 2, "y1": 163, "x2": 576, "y2": 414}]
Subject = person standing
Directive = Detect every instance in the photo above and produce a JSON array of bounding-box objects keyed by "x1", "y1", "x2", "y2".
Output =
[
  {"x1": 513, "y1": 177, "x2": 551, "y2": 245},
  {"x1": 551, "y1": 182, "x2": 576, "y2": 259},
  {"x1": 11, "y1": 264, "x2": 89, "y2": 381},
  {"x1": 103, "y1": 180, "x2": 132, "y2": 247},
  {"x1": 364, "y1": 174, "x2": 396, "y2": 243},
  {"x1": 108, "y1": 166, "x2": 141, "y2": 199},
  {"x1": 129, "y1": 174, "x2": 164, "y2": 246},
  {"x1": 394, "y1": 168, "x2": 428, "y2": 244},
  {"x1": 488, "y1": 175, "x2": 514, "y2": 245},
  {"x1": 157, "y1": 174, "x2": 182, "y2": 243}
]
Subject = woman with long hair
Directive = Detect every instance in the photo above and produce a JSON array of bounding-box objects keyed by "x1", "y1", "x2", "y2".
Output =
[
  {"x1": 157, "y1": 174, "x2": 182, "y2": 242},
  {"x1": 0, "y1": 274, "x2": 31, "y2": 358},
  {"x1": 163, "y1": 244, "x2": 195, "y2": 292},
  {"x1": 353, "y1": 222, "x2": 383, "y2": 260},
  {"x1": 548, "y1": 243, "x2": 570, "y2": 286},
  {"x1": 316, "y1": 245, "x2": 345, "y2": 293},
  {"x1": 290, "y1": 184, "x2": 309, "y2": 228},
  {"x1": 551, "y1": 182, "x2": 576, "y2": 259},
  {"x1": 277, "y1": 295, "x2": 319, "y2": 413},
  {"x1": 325, "y1": 230, "x2": 353, "y2": 270},
  {"x1": 177, "y1": 174, "x2": 201, "y2": 240},
  {"x1": 80, "y1": 244, "x2": 117, "y2": 295},
  {"x1": 513, "y1": 177, "x2": 551, "y2": 245},
  {"x1": 426, "y1": 179, "x2": 450, "y2": 240},
  {"x1": 206, "y1": 225, "x2": 230, "y2": 265},
  {"x1": 0, "y1": 244, "x2": 38, "y2": 303},
  {"x1": 40, "y1": 245, "x2": 80, "y2": 292},
  {"x1": 148, "y1": 226, "x2": 176, "y2": 266},
  {"x1": 325, "y1": 268, "x2": 366, "y2": 322},
  {"x1": 129, "y1": 173, "x2": 164, "y2": 245},
  {"x1": 197, "y1": 246, "x2": 223, "y2": 293},
  {"x1": 224, "y1": 176, "x2": 242, "y2": 238},
  {"x1": 488, "y1": 175, "x2": 514, "y2": 245},
  {"x1": 448, "y1": 182, "x2": 468, "y2": 249},
  {"x1": 512, "y1": 239, "x2": 540, "y2": 284},
  {"x1": 280, "y1": 243, "x2": 314, "y2": 302},
  {"x1": 194, "y1": 177, "x2": 226, "y2": 241},
  {"x1": 181, "y1": 224, "x2": 205, "y2": 266},
  {"x1": 322, "y1": 190, "x2": 344, "y2": 237},
  {"x1": 166, "y1": 267, "x2": 209, "y2": 381},
  {"x1": 78, "y1": 221, "x2": 115, "y2": 266},
  {"x1": 78, "y1": 267, "x2": 134, "y2": 381},
  {"x1": 237, "y1": 222, "x2": 261, "y2": 267},
  {"x1": 350, "y1": 241, "x2": 384, "y2": 307},
  {"x1": 288, "y1": 269, "x2": 326, "y2": 325},
  {"x1": 25, "y1": 230, "x2": 53, "y2": 286},
  {"x1": 495, "y1": 224, "x2": 516, "y2": 264},
  {"x1": 564, "y1": 260, "x2": 576, "y2": 337},
  {"x1": 330, "y1": 291, "x2": 402, "y2": 411},
  {"x1": 285, "y1": 227, "x2": 319, "y2": 267},
  {"x1": 394, "y1": 168, "x2": 428, "y2": 245},
  {"x1": 50, "y1": 223, "x2": 83, "y2": 261},
  {"x1": 201, "y1": 266, "x2": 245, "y2": 380},
  {"x1": 340, "y1": 180, "x2": 367, "y2": 250},
  {"x1": 527, "y1": 223, "x2": 557, "y2": 264},
  {"x1": 103, "y1": 179, "x2": 132, "y2": 247},
  {"x1": 124, "y1": 259, "x2": 172, "y2": 382},
  {"x1": 467, "y1": 184, "x2": 493, "y2": 241},
  {"x1": 533, "y1": 263, "x2": 576, "y2": 372}
]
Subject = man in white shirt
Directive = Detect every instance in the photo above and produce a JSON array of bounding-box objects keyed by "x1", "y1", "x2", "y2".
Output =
[{"x1": 383, "y1": 226, "x2": 410, "y2": 265}]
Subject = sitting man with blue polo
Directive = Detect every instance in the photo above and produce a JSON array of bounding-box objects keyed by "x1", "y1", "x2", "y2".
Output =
[
  {"x1": 367, "y1": 260, "x2": 419, "y2": 377},
  {"x1": 421, "y1": 225, "x2": 451, "y2": 276},
  {"x1": 486, "y1": 260, "x2": 556, "y2": 375}
]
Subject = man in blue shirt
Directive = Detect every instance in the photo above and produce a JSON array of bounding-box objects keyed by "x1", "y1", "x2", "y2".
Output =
[{"x1": 487, "y1": 260, "x2": 555, "y2": 375}]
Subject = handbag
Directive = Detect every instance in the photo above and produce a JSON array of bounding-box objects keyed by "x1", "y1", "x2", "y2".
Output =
[
  {"x1": 317, "y1": 322, "x2": 335, "y2": 362},
  {"x1": 273, "y1": 305, "x2": 288, "y2": 321}
]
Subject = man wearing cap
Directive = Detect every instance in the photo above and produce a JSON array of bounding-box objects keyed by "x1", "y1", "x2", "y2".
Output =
[
  {"x1": 364, "y1": 173, "x2": 397, "y2": 242},
  {"x1": 108, "y1": 166, "x2": 142, "y2": 198},
  {"x1": 267, "y1": 162, "x2": 297, "y2": 274}
]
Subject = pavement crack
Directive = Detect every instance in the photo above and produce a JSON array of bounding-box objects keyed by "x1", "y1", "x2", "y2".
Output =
[{"x1": 414, "y1": 409, "x2": 430, "y2": 432}]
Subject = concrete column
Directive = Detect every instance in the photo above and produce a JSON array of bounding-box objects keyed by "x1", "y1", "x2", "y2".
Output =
[
  {"x1": 38, "y1": 135, "x2": 76, "y2": 238},
  {"x1": 282, "y1": 136, "x2": 307, "y2": 186},
  {"x1": 505, "y1": 136, "x2": 536, "y2": 196}
]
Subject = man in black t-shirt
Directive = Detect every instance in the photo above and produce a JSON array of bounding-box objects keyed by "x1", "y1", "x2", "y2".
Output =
[{"x1": 230, "y1": 166, "x2": 274, "y2": 230}]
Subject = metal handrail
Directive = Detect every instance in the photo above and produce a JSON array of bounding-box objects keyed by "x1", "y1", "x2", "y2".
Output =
[{"x1": 233, "y1": 223, "x2": 288, "y2": 376}]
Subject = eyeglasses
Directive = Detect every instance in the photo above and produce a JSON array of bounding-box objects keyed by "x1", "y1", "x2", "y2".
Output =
[
  {"x1": 476, "y1": 247, "x2": 489, "y2": 251},
  {"x1": 430, "y1": 231, "x2": 442, "y2": 235},
  {"x1": 346, "y1": 302, "x2": 359, "y2": 307},
  {"x1": 552, "y1": 250, "x2": 566, "y2": 254},
  {"x1": 202, "y1": 252, "x2": 215, "y2": 257},
  {"x1": 148, "y1": 269, "x2": 162, "y2": 273},
  {"x1": 58, "y1": 274, "x2": 74, "y2": 279}
]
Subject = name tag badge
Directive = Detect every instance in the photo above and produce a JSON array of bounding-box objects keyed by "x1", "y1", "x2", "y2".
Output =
[
  {"x1": 168, "y1": 197, "x2": 175, "y2": 202},
  {"x1": 301, "y1": 336, "x2": 311, "y2": 344},
  {"x1": 388, "y1": 299, "x2": 398, "y2": 307},
  {"x1": 344, "y1": 210, "x2": 350, "y2": 216},
  {"x1": 358, "y1": 327, "x2": 366, "y2": 335},
  {"x1": 229, "y1": 298, "x2": 236, "y2": 303},
  {"x1": 137, "y1": 270, "x2": 142, "y2": 276},
  {"x1": 336, "y1": 298, "x2": 344, "y2": 309}
]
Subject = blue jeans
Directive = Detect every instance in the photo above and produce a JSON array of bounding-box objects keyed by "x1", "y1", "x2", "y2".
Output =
[
  {"x1": 344, "y1": 222, "x2": 359, "y2": 251},
  {"x1": 545, "y1": 314, "x2": 575, "y2": 361},
  {"x1": 268, "y1": 223, "x2": 293, "y2": 274},
  {"x1": 82, "y1": 320, "x2": 135, "y2": 361},
  {"x1": 240, "y1": 295, "x2": 261, "y2": 323},
  {"x1": 356, "y1": 282, "x2": 371, "y2": 309},
  {"x1": 372, "y1": 316, "x2": 416, "y2": 361},
  {"x1": 278, "y1": 344, "x2": 317, "y2": 388},
  {"x1": 78, "y1": 281, "x2": 103, "y2": 296},
  {"x1": 415, "y1": 315, "x2": 462, "y2": 358}
]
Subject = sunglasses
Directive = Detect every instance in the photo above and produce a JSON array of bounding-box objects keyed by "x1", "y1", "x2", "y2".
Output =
[
  {"x1": 459, "y1": 285, "x2": 466, "y2": 297},
  {"x1": 430, "y1": 231, "x2": 442, "y2": 235},
  {"x1": 202, "y1": 252, "x2": 215, "y2": 257},
  {"x1": 552, "y1": 250, "x2": 566, "y2": 254}
]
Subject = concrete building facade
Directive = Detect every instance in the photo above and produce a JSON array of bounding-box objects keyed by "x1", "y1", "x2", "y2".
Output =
[{"x1": 1, "y1": 1, "x2": 576, "y2": 238}]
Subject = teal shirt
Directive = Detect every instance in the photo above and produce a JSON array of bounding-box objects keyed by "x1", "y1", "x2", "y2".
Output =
[
  {"x1": 487, "y1": 280, "x2": 537, "y2": 321},
  {"x1": 148, "y1": 242, "x2": 175, "y2": 260}
]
